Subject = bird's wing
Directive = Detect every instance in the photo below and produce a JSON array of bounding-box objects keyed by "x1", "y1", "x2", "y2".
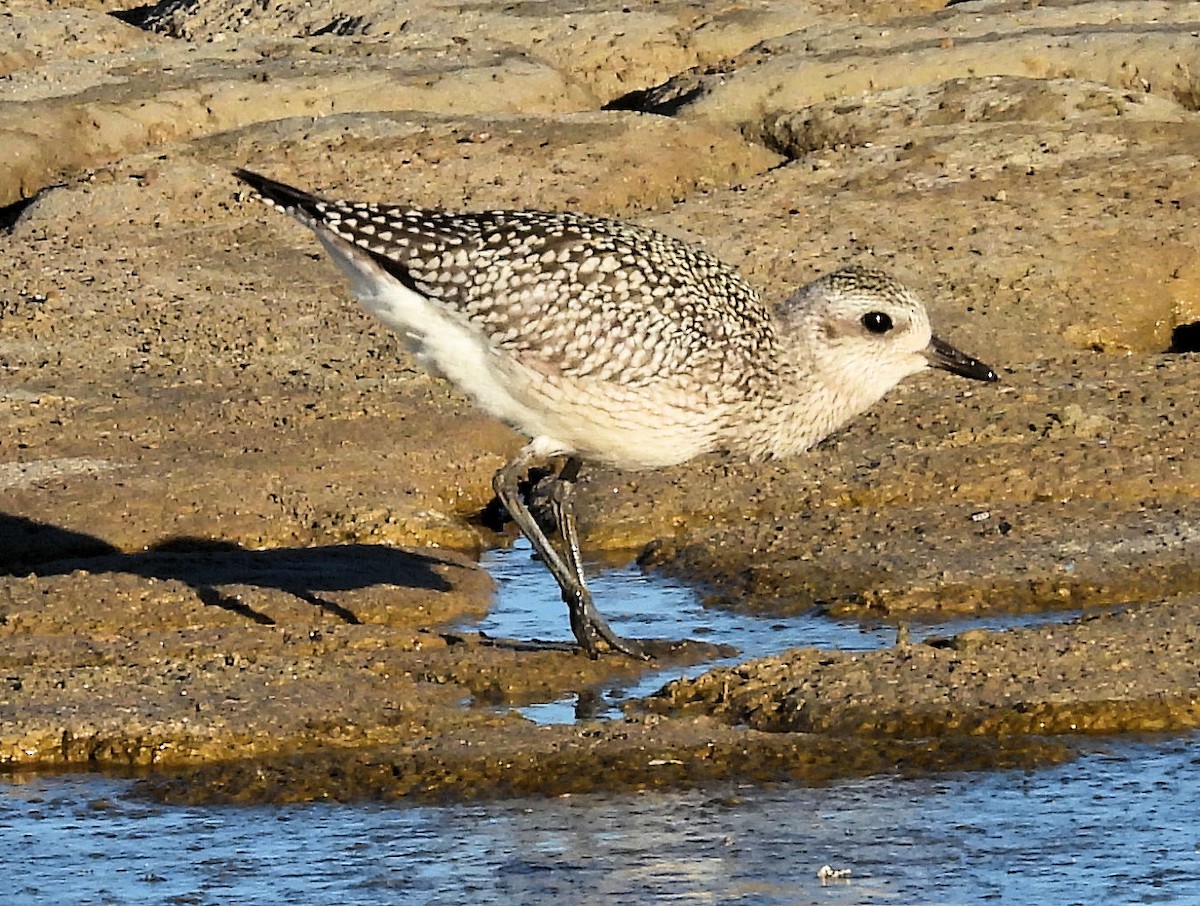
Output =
[{"x1": 235, "y1": 169, "x2": 775, "y2": 391}]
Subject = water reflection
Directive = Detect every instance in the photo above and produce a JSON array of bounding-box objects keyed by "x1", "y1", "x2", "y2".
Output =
[{"x1": 3, "y1": 737, "x2": 1198, "y2": 904}]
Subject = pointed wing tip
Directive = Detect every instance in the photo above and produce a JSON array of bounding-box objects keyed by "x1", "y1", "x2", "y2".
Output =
[{"x1": 232, "y1": 169, "x2": 322, "y2": 212}]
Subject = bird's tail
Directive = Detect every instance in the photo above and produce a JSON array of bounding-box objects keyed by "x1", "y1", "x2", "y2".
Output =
[{"x1": 233, "y1": 169, "x2": 328, "y2": 226}]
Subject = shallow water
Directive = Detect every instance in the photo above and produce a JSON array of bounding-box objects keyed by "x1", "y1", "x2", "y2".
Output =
[
  {"x1": 476, "y1": 540, "x2": 1093, "y2": 723},
  {"x1": 5, "y1": 546, "x2": 1195, "y2": 904},
  {"x1": 3, "y1": 737, "x2": 1199, "y2": 904}
]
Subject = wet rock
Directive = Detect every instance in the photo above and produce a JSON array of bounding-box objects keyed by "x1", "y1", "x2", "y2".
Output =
[
  {"x1": 138, "y1": 715, "x2": 1071, "y2": 804},
  {"x1": 649, "y1": 597, "x2": 1200, "y2": 738}
]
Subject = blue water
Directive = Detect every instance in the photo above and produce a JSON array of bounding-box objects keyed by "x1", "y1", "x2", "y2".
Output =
[
  {"x1": 3, "y1": 737, "x2": 1198, "y2": 904},
  {"x1": 4, "y1": 543, "x2": 1193, "y2": 904},
  {"x1": 475, "y1": 539, "x2": 1093, "y2": 723}
]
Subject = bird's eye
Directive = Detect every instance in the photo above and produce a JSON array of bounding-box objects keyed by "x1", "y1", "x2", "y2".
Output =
[{"x1": 861, "y1": 311, "x2": 893, "y2": 334}]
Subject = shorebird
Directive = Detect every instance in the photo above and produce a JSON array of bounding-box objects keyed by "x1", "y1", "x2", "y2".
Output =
[{"x1": 233, "y1": 169, "x2": 997, "y2": 658}]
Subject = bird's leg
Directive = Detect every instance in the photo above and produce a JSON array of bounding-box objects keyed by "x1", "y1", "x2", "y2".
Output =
[
  {"x1": 546, "y1": 458, "x2": 647, "y2": 660},
  {"x1": 493, "y1": 445, "x2": 646, "y2": 659},
  {"x1": 551, "y1": 456, "x2": 585, "y2": 587}
]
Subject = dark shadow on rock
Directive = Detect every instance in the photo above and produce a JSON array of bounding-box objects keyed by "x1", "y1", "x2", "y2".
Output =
[
  {"x1": 0, "y1": 191, "x2": 45, "y2": 232},
  {"x1": 108, "y1": 5, "x2": 161, "y2": 31},
  {"x1": 1, "y1": 513, "x2": 456, "y2": 625},
  {"x1": 603, "y1": 81, "x2": 708, "y2": 117},
  {"x1": 1, "y1": 512, "x2": 122, "y2": 564},
  {"x1": 475, "y1": 464, "x2": 558, "y2": 533},
  {"x1": 1168, "y1": 320, "x2": 1200, "y2": 353}
]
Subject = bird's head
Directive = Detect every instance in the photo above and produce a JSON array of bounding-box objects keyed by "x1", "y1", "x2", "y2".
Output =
[{"x1": 781, "y1": 265, "x2": 997, "y2": 410}]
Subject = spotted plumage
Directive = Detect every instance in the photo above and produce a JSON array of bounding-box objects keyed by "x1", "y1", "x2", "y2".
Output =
[
  {"x1": 234, "y1": 168, "x2": 997, "y2": 657},
  {"x1": 240, "y1": 174, "x2": 772, "y2": 394}
]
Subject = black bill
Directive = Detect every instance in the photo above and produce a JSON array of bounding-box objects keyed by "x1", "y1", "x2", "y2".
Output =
[{"x1": 925, "y1": 336, "x2": 998, "y2": 382}]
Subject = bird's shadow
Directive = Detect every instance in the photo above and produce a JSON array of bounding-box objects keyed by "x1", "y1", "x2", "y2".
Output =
[{"x1": 0, "y1": 512, "x2": 457, "y2": 626}]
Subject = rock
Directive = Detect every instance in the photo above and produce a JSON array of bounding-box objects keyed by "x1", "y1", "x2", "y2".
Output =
[{"x1": 1, "y1": 0, "x2": 1199, "y2": 798}]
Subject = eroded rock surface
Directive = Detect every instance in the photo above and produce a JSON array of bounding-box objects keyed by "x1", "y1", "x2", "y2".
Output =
[
  {"x1": 1, "y1": 0, "x2": 1198, "y2": 801},
  {"x1": 650, "y1": 597, "x2": 1200, "y2": 737}
]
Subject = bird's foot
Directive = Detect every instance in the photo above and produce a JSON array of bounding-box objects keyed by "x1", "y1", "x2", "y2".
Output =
[
  {"x1": 585, "y1": 623, "x2": 649, "y2": 661},
  {"x1": 567, "y1": 590, "x2": 649, "y2": 660}
]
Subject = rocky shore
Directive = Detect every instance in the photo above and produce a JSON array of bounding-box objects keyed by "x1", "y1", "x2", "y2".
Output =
[{"x1": 2, "y1": 0, "x2": 1198, "y2": 802}]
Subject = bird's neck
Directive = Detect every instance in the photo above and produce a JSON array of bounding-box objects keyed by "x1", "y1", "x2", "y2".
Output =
[
  {"x1": 726, "y1": 324, "x2": 876, "y2": 460},
  {"x1": 734, "y1": 373, "x2": 851, "y2": 460}
]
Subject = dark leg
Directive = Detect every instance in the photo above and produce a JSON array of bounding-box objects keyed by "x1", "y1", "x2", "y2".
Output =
[
  {"x1": 546, "y1": 460, "x2": 646, "y2": 659},
  {"x1": 493, "y1": 445, "x2": 647, "y2": 659},
  {"x1": 550, "y1": 457, "x2": 585, "y2": 588}
]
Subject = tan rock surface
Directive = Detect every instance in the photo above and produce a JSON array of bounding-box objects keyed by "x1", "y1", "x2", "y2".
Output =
[
  {"x1": 1, "y1": 0, "x2": 1198, "y2": 800},
  {"x1": 652, "y1": 595, "x2": 1200, "y2": 737}
]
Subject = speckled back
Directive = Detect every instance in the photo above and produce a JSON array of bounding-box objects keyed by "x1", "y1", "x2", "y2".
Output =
[{"x1": 282, "y1": 194, "x2": 778, "y2": 393}]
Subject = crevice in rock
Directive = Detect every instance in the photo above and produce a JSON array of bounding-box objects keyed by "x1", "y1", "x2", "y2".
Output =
[
  {"x1": 108, "y1": 4, "x2": 167, "y2": 31},
  {"x1": 1168, "y1": 321, "x2": 1200, "y2": 354},
  {"x1": 603, "y1": 79, "x2": 707, "y2": 116},
  {"x1": 0, "y1": 193, "x2": 43, "y2": 233}
]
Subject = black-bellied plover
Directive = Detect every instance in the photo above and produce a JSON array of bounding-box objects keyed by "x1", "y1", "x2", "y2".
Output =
[{"x1": 234, "y1": 169, "x2": 997, "y2": 659}]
